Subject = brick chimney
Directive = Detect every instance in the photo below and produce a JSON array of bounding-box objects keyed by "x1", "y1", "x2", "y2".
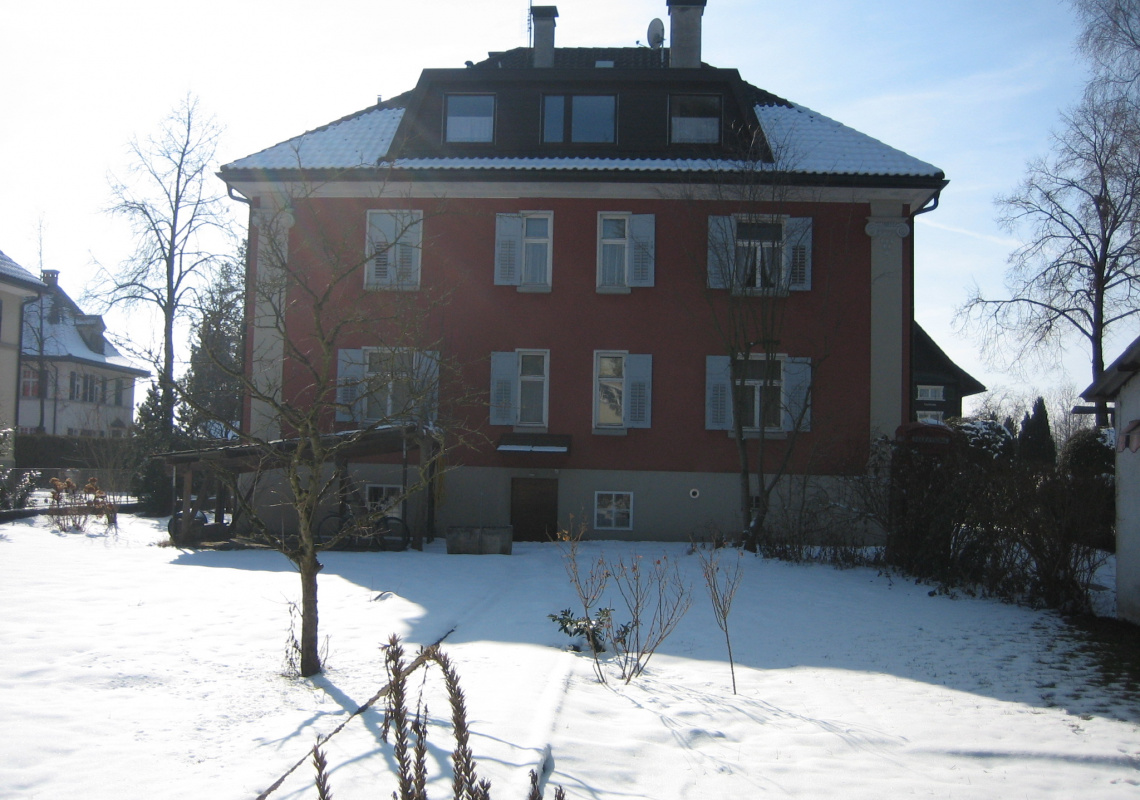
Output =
[
  {"x1": 532, "y1": 6, "x2": 558, "y2": 68},
  {"x1": 667, "y1": 0, "x2": 707, "y2": 68}
]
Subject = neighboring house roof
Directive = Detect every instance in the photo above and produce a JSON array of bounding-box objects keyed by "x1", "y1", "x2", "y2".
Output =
[
  {"x1": 0, "y1": 249, "x2": 47, "y2": 294},
  {"x1": 912, "y1": 323, "x2": 986, "y2": 396},
  {"x1": 221, "y1": 50, "x2": 943, "y2": 183},
  {"x1": 1083, "y1": 334, "x2": 1140, "y2": 401},
  {"x1": 22, "y1": 277, "x2": 149, "y2": 378}
]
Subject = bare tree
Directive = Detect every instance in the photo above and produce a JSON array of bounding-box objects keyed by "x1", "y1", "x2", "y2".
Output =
[
  {"x1": 1074, "y1": 0, "x2": 1140, "y2": 94},
  {"x1": 959, "y1": 92, "x2": 1140, "y2": 425},
  {"x1": 177, "y1": 184, "x2": 464, "y2": 677},
  {"x1": 681, "y1": 129, "x2": 820, "y2": 551},
  {"x1": 92, "y1": 94, "x2": 231, "y2": 441}
]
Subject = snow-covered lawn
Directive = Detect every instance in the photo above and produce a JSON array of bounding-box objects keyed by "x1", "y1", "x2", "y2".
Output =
[{"x1": 2, "y1": 513, "x2": 1138, "y2": 799}]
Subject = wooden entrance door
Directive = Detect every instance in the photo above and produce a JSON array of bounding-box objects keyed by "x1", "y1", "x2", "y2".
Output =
[{"x1": 511, "y1": 478, "x2": 559, "y2": 541}]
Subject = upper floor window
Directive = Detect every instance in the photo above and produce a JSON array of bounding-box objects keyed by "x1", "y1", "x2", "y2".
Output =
[
  {"x1": 705, "y1": 355, "x2": 812, "y2": 434},
  {"x1": 21, "y1": 366, "x2": 39, "y2": 399},
  {"x1": 593, "y1": 351, "x2": 652, "y2": 433},
  {"x1": 495, "y1": 212, "x2": 552, "y2": 290},
  {"x1": 490, "y1": 350, "x2": 549, "y2": 427},
  {"x1": 544, "y1": 95, "x2": 616, "y2": 143},
  {"x1": 916, "y1": 385, "x2": 945, "y2": 401},
  {"x1": 445, "y1": 94, "x2": 495, "y2": 143},
  {"x1": 596, "y1": 213, "x2": 655, "y2": 291},
  {"x1": 707, "y1": 215, "x2": 812, "y2": 294},
  {"x1": 335, "y1": 347, "x2": 439, "y2": 425},
  {"x1": 367, "y1": 210, "x2": 423, "y2": 290},
  {"x1": 670, "y1": 95, "x2": 721, "y2": 144}
]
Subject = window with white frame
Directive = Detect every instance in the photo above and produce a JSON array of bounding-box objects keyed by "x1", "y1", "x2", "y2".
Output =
[
  {"x1": 489, "y1": 350, "x2": 550, "y2": 427},
  {"x1": 335, "y1": 347, "x2": 439, "y2": 425},
  {"x1": 366, "y1": 484, "x2": 403, "y2": 517},
  {"x1": 593, "y1": 351, "x2": 652, "y2": 431},
  {"x1": 738, "y1": 357, "x2": 784, "y2": 431},
  {"x1": 916, "y1": 410, "x2": 945, "y2": 424},
  {"x1": 595, "y1": 353, "x2": 625, "y2": 427},
  {"x1": 707, "y1": 215, "x2": 812, "y2": 294},
  {"x1": 21, "y1": 366, "x2": 38, "y2": 399},
  {"x1": 518, "y1": 351, "x2": 548, "y2": 426},
  {"x1": 365, "y1": 349, "x2": 414, "y2": 420},
  {"x1": 596, "y1": 213, "x2": 655, "y2": 291},
  {"x1": 366, "y1": 210, "x2": 423, "y2": 290},
  {"x1": 495, "y1": 213, "x2": 552, "y2": 289},
  {"x1": 916, "y1": 384, "x2": 945, "y2": 401},
  {"x1": 445, "y1": 94, "x2": 495, "y2": 143},
  {"x1": 705, "y1": 354, "x2": 811, "y2": 434},
  {"x1": 594, "y1": 491, "x2": 632, "y2": 530}
]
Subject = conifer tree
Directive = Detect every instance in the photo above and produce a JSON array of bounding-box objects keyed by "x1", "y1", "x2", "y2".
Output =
[{"x1": 1017, "y1": 396, "x2": 1057, "y2": 467}]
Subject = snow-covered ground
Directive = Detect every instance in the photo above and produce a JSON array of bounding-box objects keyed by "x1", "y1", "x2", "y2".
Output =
[{"x1": 1, "y1": 513, "x2": 1138, "y2": 799}]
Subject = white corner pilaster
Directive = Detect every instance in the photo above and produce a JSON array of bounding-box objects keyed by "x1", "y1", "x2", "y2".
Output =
[
  {"x1": 248, "y1": 205, "x2": 295, "y2": 441},
  {"x1": 865, "y1": 209, "x2": 911, "y2": 441}
]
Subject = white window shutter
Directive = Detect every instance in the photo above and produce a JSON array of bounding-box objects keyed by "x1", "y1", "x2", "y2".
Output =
[
  {"x1": 628, "y1": 215, "x2": 655, "y2": 287},
  {"x1": 783, "y1": 357, "x2": 812, "y2": 432},
  {"x1": 336, "y1": 348, "x2": 366, "y2": 423},
  {"x1": 368, "y1": 212, "x2": 398, "y2": 288},
  {"x1": 495, "y1": 214, "x2": 524, "y2": 286},
  {"x1": 707, "y1": 216, "x2": 735, "y2": 289},
  {"x1": 785, "y1": 217, "x2": 812, "y2": 291},
  {"x1": 367, "y1": 210, "x2": 422, "y2": 289},
  {"x1": 489, "y1": 351, "x2": 519, "y2": 425},
  {"x1": 624, "y1": 354, "x2": 652, "y2": 428},
  {"x1": 705, "y1": 355, "x2": 733, "y2": 430}
]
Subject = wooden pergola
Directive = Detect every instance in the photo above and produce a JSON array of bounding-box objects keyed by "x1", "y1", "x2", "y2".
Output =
[{"x1": 160, "y1": 426, "x2": 421, "y2": 544}]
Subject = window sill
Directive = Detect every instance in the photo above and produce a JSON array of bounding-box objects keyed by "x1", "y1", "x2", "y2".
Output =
[
  {"x1": 517, "y1": 284, "x2": 551, "y2": 294},
  {"x1": 730, "y1": 287, "x2": 790, "y2": 298},
  {"x1": 596, "y1": 285, "x2": 631, "y2": 295},
  {"x1": 728, "y1": 429, "x2": 788, "y2": 440},
  {"x1": 513, "y1": 425, "x2": 548, "y2": 434},
  {"x1": 592, "y1": 427, "x2": 628, "y2": 436},
  {"x1": 365, "y1": 284, "x2": 421, "y2": 292}
]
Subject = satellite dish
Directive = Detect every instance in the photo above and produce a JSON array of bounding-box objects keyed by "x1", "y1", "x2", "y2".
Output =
[{"x1": 648, "y1": 18, "x2": 665, "y2": 49}]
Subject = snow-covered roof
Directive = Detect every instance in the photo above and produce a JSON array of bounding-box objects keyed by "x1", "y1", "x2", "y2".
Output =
[
  {"x1": 0, "y1": 249, "x2": 47, "y2": 292},
  {"x1": 753, "y1": 102, "x2": 941, "y2": 178},
  {"x1": 224, "y1": 102, "x2": 941, "y2": 180},
  {"x1": 224, "y1": 107, "x2": 405, "y2": 171},
  {"x1": 22, "y1": 292, "x2": 148, "y2": 377}
]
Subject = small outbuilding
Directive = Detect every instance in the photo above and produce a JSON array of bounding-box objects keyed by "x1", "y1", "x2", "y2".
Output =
[{"x1": 1083, "y1": 336, "x2": 1140, "y2": 624}]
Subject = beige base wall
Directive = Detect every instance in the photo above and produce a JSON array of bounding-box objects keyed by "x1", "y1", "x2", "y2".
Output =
[{"x1": 233, "y1": 462, "x2": 879, "y2": 546}]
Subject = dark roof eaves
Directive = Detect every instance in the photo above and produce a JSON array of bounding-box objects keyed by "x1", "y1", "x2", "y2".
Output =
[{"x1": 218, "y1": 163, "x2": 946, "y2": 188}]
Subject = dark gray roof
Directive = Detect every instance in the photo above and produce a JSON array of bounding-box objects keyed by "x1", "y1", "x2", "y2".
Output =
[{"x1": 1083, "y1": 334, "x2": 1140, "y2": 401}]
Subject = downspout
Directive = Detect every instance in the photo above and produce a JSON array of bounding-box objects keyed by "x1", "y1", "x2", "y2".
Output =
[
  {"x1": 227, "y1": 186, "x2": 251, "y2": 206},
  {"x1": 906, "y1": 187, "x2": 943, "y2": 425}
]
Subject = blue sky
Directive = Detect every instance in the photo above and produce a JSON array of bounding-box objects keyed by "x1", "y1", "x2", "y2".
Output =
[{"x1": 1, "y1": 0, "x2": 1089, "y2": 401}]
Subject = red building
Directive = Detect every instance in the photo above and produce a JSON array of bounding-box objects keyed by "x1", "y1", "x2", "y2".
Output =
[{"x1": 219, "y1": 1, "x2": 946, "y2": 541}]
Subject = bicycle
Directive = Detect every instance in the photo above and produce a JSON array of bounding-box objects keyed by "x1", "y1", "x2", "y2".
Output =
[{"x1": 316, "y1": 508, "x2": 411, "y2": 552}]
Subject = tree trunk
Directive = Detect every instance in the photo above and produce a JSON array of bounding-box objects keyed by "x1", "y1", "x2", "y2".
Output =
[{"x1": 298, "y1": 548, "x2": 323, "y2": 677}]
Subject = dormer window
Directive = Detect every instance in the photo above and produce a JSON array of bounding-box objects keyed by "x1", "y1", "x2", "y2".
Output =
[
  {"x1": 543, "y1": 95, "x2": 616, "y2": 143},
  {"x1": 445, "y1": 94, "x2": 495, "y2": 143},
  {"x1": 670, "y1": 94, "x2": 721, "y2": 144}
]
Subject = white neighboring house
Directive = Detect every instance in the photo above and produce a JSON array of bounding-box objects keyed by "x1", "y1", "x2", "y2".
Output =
[
  {"x1": 1083, "y1": 337, "x2": 1140, "y2": 626},
  {"x1": 18, "y1": 270, "x2": 148, "y2": 438},
  {"x1": 0, "y1": 250, "x2": 47, "y2": 464}
]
